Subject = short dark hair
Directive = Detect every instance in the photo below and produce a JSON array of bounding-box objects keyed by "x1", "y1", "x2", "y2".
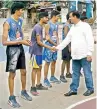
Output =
[
  {"x1": 66, "y1": 13, "x2": 70, "y2": 20},
  {"x1": 11, "y1": 2, "x2": 25, "y2": 14},
  {"x1": 80, "y1": 16, "x2": 87, "y2": 21},
  {"x1": 70, "y1": 11, "x2": 81, "y2": 19},
  {"x1": 39, "y1": 12, "x2": 48, "y2": 20},
  {"x1": 51, "y1": 10, "x2": 60, "y2": 18}
]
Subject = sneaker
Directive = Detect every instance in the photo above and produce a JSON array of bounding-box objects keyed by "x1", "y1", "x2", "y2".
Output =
[
  {"x1": 36, "y1": 83, "x2": 48, "y2": 90},
  {"x1": 44, "y1": 79, "x2": 52, "y2": 88},
  {"x1": 66, "y1": 73, "x2": 72, "y2": 78},
  {"x1": 21, "y1": 90, "x2": 32, "y2": 101},
  {"x1": 30, "y1": 87, "x2": 39, "y2": 96},
  {"x1": 50, "y1": 76, "x2": 61, "y2": 84},
  {"x1": 8, "y1": 95, "x2": 21, "y2": 108},
  {"x1": 60, "y1": 75, "x2": 67, "y2": 83}
]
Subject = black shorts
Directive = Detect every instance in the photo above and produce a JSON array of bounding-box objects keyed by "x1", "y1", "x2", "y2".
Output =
[
  {"x1": 62, "y1": 46, "x2": 71, "y2": 61},
  {"x1": 6, "y1": 45, "x2": 26, "y2": 73}
]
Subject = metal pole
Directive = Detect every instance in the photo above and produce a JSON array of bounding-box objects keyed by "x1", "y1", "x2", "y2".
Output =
[{"x1": 76, "y1": 0, "x2": 78, "y2": 10}]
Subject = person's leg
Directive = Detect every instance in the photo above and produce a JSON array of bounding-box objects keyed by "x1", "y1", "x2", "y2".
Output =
[
  {"x1": 6, "y1": 46, "x2": 20, "y2": 96},
  {"x1": 60, "y1": 60, "x2": 67, "y2": 83},
  {"x1": 66, "y1": 61, "x2": 70, "y2": 73},
  {"x1": 8, "y1": 72, "x2": 16, "y2": 96},
  {"x1": 30, "y1": 55, "x2": 40, "y2": 95},
  {"x1": 61, "y1": 60, "x2": 66, "y2": 76},
  {"x1": 8, "y1": 72, "x2": 21, "y2": 108},
  {"x1": 34, "y1": 55, "x2": 48, "y2": 90},
  {"x1": 37, "y1": 66, "x2": 42, "y2": 86},
  {"x1": 61, "y1": 49, "x2": 67, "y2": 76},
  {"x1": 64, "y1": 60, "x2": 81, "y2": 96},
  {"x1": 51, "y1": 51, "x2": 57, "y2": 77},
  {"x1": 17, "y1": 46, "x2": 32, "y2": 100},
  {"x1": 66, "y1": 60, "x2": 72, "y2": 78},
  {"x1": 51, "y1": 61, "x2": 56, "y2": 77},
  {"x1": 44, "y1": 62, "x2": 50, "y2": 80},
  {"x1": 44, "y1": 61, "x2": 52, "y2": 87},
  {"x1": 20, "y1": 69, "x2": 32, "y2": 101},
  {"x1": 44, "y1": 49, "x2": 52, "y2": 87},
  {"x1": 50, "y1": 52, "x2": 60, "y2": 83},
  {"x1": 20, "y1": 69, "x2": 26, "y2": 91},
  {"x1": 6, "y1": 46, "x2": 21, "y2": 108},
  {"x1": 30, "y1": 68, "x2": 39, "y2": 96},
  {"x1": 36, "y1": 66, "x2": 48, "y2": 90},
  {"x1": 60, "y1": 48, "x2": 68, "y2": 82},
  {"x1": 31, "y1": 68, "x2": 37, "y2": 87},
  {"x1": 81, "y1": 58, "x2": 94, "y2": 96},
  {"x1": 70, "y1": 60, "x2": 81, "y2": 92}
]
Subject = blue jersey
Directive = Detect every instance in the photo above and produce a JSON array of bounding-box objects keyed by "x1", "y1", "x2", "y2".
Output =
[
  {"x1": 45, "y1": 21, "x2": 58, "y2": 46},
  {"x1": 5, "y1": 17, "x2": 23, "y2": 41}
]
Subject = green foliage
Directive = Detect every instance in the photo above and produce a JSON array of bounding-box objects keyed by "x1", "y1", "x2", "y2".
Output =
[
  {"x1": 3, "y1": 0, "x2": 29, "y2": 9},
  {"x1": 3, "y1": 0, "x2": 14, "y2": 8}
]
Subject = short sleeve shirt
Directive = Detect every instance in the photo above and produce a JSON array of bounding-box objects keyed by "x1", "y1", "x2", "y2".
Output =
[{"x1": 29, "y1": 23, "x2": 43, "y2": 55}]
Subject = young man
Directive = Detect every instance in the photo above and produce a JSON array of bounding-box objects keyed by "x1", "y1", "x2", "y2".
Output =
[
  {"x1": 29, "y1": 12, "x2": 55, "y2": 96},
  {"x1": 43, "y1": 10, "x2": 61, "y2": 88},
  {"x1": 60, "y1": 13, "x2": 72, "y2": 83},
  {"x1": 54, "y1": 11, "x2": 94, "y2": 96},
  {"x1": 2, "y1": 2, "x2": 32, "y2": 108}
]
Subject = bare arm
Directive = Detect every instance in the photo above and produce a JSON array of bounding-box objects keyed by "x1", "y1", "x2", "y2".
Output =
[
  {"x1": 2, "y1": 22, "x2": 21, "y2": 46},
  {"x1": 64, "y1": 26, "x2": 71, "y2": 51},
  {"x1": 64, "y1": 26, "x2": 69, "y2": 37},
  {"x1": 36, "y1": 35, "x2": 53, "y2": 50},
  {"x1": 2, "y1": 22, "x2": 31, "y2": 46},
  {"x1": 45, "y1": 24, "x2": 57, "y2": 46}
]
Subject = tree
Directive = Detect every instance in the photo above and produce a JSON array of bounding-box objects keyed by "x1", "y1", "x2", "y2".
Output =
[
  {"x1": 3, "y1": 0, "x2": 14, "y2": 9},
  {"x1": 3, "y1": 0, "x2": 29, "y2": 9},
  {"x1": 2, "y1": 0, "x2": 29, "y2": 18},
  {"x1": 0, "y1": 1, "x2": 3, "y2": 8}
]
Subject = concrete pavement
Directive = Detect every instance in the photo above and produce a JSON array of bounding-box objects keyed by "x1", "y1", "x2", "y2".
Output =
[{"x1": 0, "y1": 56, "x2": 96, "y2": 109}]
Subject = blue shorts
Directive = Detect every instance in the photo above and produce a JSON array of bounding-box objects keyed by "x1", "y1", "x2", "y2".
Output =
[
  {"x1": 43, "y1": 48, "x2": 57, "y2": 63},
  {"x1": 32, "y1": 55, "x2": 42, "y2": 68}
]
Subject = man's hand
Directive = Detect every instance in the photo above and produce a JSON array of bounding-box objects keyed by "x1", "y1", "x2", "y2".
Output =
[
  {"x1": 50, "y1": 46, "x2": 58, "y2": 52},
  {"x1": 87, "y1": 55, "x2": 92, "y2": 62},
  {"x1": 21, "y1": 40, "x2": 32, "y2": 46},
  {"x1": 45, "y1": 35, "x2": 50, "y2": 41}
]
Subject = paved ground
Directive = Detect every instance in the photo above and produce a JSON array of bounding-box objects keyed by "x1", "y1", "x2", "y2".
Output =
[
  {"x1": 0, "y1": 19, "x2": 96, "y2": 109},
  {"x1": 0, "y1": 56, "x2": 96, "y2": 109},
  {"x1": 72, "y1": 98, "x2": 96, "y2": 109}
]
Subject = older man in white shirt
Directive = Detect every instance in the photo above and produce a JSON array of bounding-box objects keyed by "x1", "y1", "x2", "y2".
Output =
[{"x1": 55, "y1": 11, "x2": 94, "y2": 96}]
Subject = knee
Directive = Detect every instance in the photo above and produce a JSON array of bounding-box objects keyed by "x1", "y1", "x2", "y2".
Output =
[
  {"x1": 45, "y1": 62, "x2": 50, "y2": 66},
  {"x1": 21, "y1": 70, "x2": 26, "y2": 76},
  {"x1": 39, "y1": 65, "x2": 42, "y2": 70},
  {"x1": 51, "y1": 61, "x2": 56, "y2": 66},
  {"x1": 9, "y1": 73, "x2": 15, "y2": 79}
]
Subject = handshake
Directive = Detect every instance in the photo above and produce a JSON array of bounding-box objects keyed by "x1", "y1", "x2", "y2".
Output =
[
  {"x1": 19, "y1": 40, "x2": 32, "y2": 46},
  {"x1": 49, "y1": 46, "x2": 58, "y2": 52}
]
